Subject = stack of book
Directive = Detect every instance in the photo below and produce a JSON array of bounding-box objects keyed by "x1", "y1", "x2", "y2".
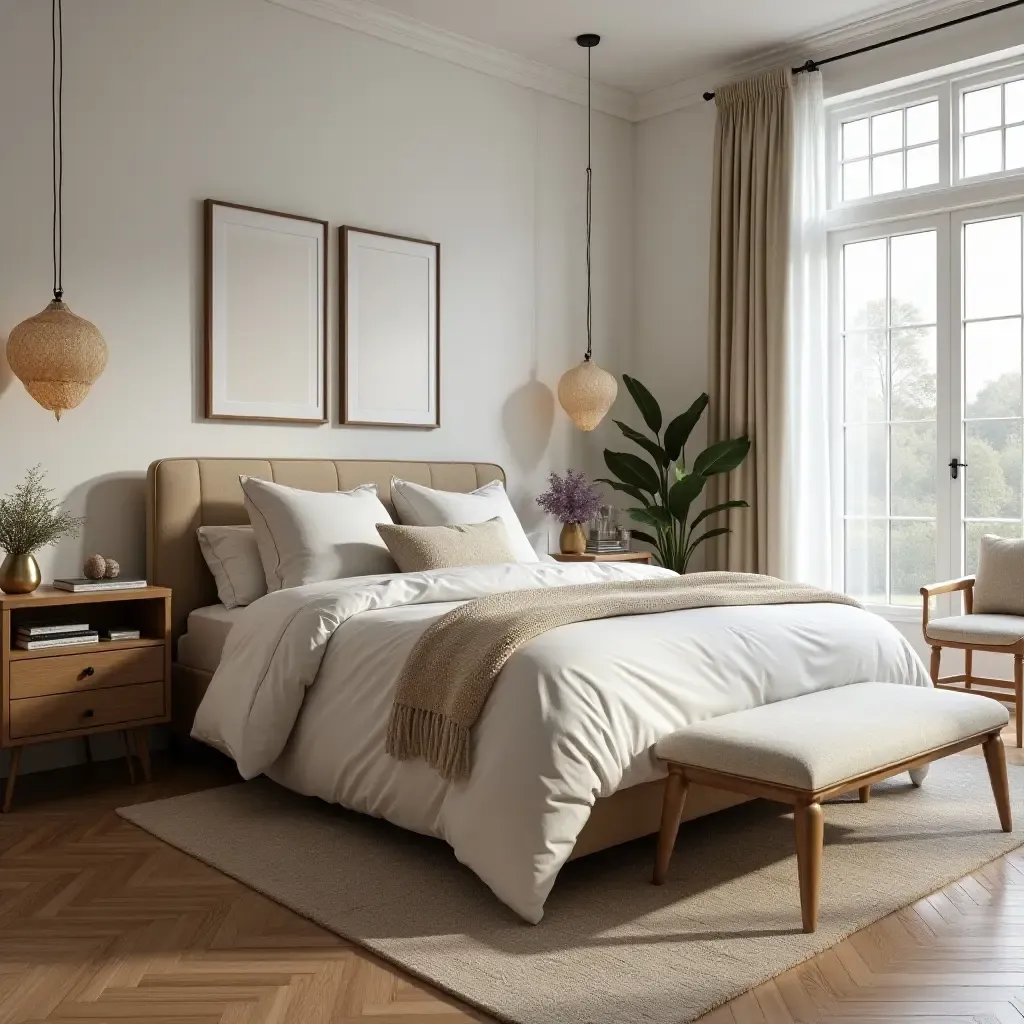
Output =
[
  {"x1": 585, "y1": 541, "x2": 628, "y2": 554},
  {"x1": 52, "y1": 577, "x2": 147, "y2": 593},
  {"x1": 15, "y1": 622, "x2": 99, "y2": 651}
]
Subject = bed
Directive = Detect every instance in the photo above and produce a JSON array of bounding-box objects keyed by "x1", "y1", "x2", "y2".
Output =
[{"x1": 148, "y1": 457, "x2": 930, "y2": 922}]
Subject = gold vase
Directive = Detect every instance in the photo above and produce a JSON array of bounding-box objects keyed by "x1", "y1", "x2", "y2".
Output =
[
  {"x1": 559, "y1": 522, "x2": 587, "y2": 555},
  {"x1": 0, "y1": 553, "x2": 42, "y2": 594}
]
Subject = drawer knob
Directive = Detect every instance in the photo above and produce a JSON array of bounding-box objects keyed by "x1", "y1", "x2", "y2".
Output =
[
  {"x1": 79, "y1": 667, "x2": 95, "y2": 680},
  {"x1": 82, "y1": 708, "x2": 95, "y2": 719}
]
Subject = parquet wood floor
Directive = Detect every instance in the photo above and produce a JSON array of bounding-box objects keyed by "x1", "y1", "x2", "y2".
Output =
[{"x1": 0, "y1": 727, "x2": 1022, "y2": 1024}]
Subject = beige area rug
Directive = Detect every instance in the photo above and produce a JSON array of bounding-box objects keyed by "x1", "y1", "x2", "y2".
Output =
[{"x1": 120, "y1": 758, "x2": 1024, "y2": 1024}]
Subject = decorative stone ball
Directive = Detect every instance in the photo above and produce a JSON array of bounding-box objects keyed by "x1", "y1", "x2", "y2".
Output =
[
  {"x1": 83, "y1": 554, "x2": 106, "y2": 580},
  {"x1": 103, "y1": 558, "x2": 120, "y2": 579}
]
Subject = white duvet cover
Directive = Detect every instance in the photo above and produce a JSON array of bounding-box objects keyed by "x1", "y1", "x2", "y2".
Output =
[{"x1": 192, "y1": 562, "x2": 930, "y2": 922}]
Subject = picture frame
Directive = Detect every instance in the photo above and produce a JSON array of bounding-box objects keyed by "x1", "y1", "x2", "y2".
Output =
[
  {"x1": 340, "y1": 226, "x2": 440, "y2": 428},
  {"x1": 205, "y1": 200, "x2": 328, "y2": 423}
]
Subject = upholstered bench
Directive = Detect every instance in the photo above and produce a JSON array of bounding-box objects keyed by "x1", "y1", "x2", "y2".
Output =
[{"x1": 651, "y1": 683, "x2": 1011, "y2": 933}]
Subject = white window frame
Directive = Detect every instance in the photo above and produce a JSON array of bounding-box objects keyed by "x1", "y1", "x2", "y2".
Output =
[{"x1": 954, "y1": 63, "x2": 1024, "y2": 186}]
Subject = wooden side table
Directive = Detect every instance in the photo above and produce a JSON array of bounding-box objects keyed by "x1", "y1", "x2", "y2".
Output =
[
  {"x1": 0, "y1": 585, "x2": 171, "y2": 811},
  {"x1": 551, "y1": 551, "x2": 653, "y2": 564}
]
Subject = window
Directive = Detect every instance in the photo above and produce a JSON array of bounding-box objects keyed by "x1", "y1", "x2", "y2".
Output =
[{"x1": 960, "y1": 77, "x2": 1024, "y2": 179}]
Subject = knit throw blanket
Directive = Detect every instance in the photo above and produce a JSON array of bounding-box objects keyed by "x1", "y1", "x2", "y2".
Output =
[{"x1": 386, "y1": 571, "x2": 860, "y2": 781}]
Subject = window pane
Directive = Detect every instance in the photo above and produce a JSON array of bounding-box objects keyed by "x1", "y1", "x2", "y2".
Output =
[
  {"x1": 906, "y1": 101, "x2": 939, "y2": 145},
  {"x1": 1007, "y1": 125, "x2": 1024, "y2": 170},
  {"x1": 890, "y1": 231, "x2": 936, "y2": 326},
  {"x1": 891, "y1": 520, "x2": 936, "y2": 606},
  {"x1": 1005, "y1": 80, "x2": 1024, "y2": 125},
  {"x1": 846, "y1": 423, "x2": 887, "y2": 515},
  {"x1": 845, "y1": 331, "x2": 887, "y2": 421},
  {"x1": 872, "y1": 109, "x2": 903, "y2": 152},
  {"x1": 905, "y1": 143, "x2": 939, "y2": 188},
  {"x1": 843, "y1": 118, "x2": 869, "y2": 159},
  {"x1": 963, "y1": 129, "x2": 1003, "y2": 177},
  {"x1": 843, "y1": 238, "x2": 887, "y2": 330},
  {"x1": 965, "y1": 422, "x2": 1023, "y2": 520},
  {"x1": 964, "y1": 217, "x2": 1023, "y2": 320},
  {"x1": 965, "y1": 319, "x2": 1023, "y2": 420},
  {"x1": 843, "y1": 159, "x2": 870, "y2": 201},
  {"x1": 964, "y1": 85, "x2": 1002, "y2": 132},
  {"x1": 872, "y1": 152, "x2": 903, "y2": 194},
  {"x1": 845, "y1": 519, "x2": 887, "y2": 603},
  {"x1": 891, "y1": 423, "x2": 936, "y2": 516},
  {"x1": 966, "y1": 520, "x2": 1023, "y2": 573},
  {"x1": 891, "y1": 328, "x2": 937, "y2": 420}
]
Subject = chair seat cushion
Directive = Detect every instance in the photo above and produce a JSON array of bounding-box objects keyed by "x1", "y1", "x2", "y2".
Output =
[
  {"x1": 926, "y1": 614, "x2": 1024, "y2": 646},
  {"x1": 654, "y1": 682, "x2": 1007, "y2": 791}
]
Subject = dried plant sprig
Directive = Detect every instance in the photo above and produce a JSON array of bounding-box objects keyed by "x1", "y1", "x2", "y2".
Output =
[
  {"x1": 0, "y1": 466, "x2": 83, "y2": 556},
  {"x1": 536, "y1": 469, "x2": 604, "y2": 525}
]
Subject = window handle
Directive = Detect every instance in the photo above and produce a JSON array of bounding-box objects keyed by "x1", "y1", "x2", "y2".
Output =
[{"x1": 949, "y1": 458, "x2": 968, "y2": 480}]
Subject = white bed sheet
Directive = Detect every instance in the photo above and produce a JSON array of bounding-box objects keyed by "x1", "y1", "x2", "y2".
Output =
[{"x1": 176, "y1": 604, "x2": 244, "y2": 674}]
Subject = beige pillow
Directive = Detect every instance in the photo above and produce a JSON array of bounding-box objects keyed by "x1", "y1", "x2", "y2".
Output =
[
  {"x1": 376, "y1": 518, "x2": 518, "y2": 573},
  {"x1": 197, "y1": 525, "x2": 267, "y2": 609},
  {"x1": 974, "y1": 534, "x2": 1024, "y2": 616},
  {"x1": 240, "y1": 476, "x2": 396, "y2": 591}
]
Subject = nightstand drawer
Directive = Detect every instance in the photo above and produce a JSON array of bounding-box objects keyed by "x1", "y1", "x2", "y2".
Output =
[
  {"x1": 8, "y1": 646, "x2": 164, "y2": 699},
  {"x1": 8, "y1": 681, "x2": 165, "y2": 739}
]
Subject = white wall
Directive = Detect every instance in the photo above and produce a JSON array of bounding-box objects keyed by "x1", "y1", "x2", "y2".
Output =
[{"x1": 0, "y1": 0, "x2": 634, "y2": 774}]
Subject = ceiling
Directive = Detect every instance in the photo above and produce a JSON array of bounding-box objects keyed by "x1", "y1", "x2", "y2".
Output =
[{"x1": 365, "y1": 0, "x2": 950, "y2": 95}]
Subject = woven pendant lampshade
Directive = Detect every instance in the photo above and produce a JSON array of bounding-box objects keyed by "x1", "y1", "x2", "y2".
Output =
[
  {"x1": 7, "y1": 301, "x2": 107, "y2": 421},
  {"x1": 558, "y1": 357, "x2": 618, "y2": 431}
]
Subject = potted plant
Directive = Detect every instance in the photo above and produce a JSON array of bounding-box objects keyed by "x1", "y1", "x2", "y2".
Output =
[
  {"x1": 0, "y1": 466, "x2": 84, "y2": 594},
  {"x1": 537, "y1": 470, "x2": 604, "y2": 555},
  {"x1": 598, "y1": 376, "x2": 751, "y2": 573}
]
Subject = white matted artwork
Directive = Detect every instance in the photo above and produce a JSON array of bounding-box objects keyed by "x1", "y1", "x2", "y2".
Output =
[
  {"x1": 205, "y1": 200, "x2": 327, "y2": 423},
  {"x1": 341, "y1": 226, "x2": 440, "y2": 428}
]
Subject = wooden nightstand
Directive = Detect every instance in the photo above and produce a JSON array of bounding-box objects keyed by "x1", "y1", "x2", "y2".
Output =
[
  {"x1": 0, "y1": 585, "x2": 171, "y2": 811},
  {"x1": 551, "y1": 551, "x2": 653, "y2": 564}
]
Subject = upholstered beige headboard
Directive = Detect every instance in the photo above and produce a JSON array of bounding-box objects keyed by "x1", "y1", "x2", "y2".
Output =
[{"x1": 146, "y1": 458, "x2": 505, "y2": 645}]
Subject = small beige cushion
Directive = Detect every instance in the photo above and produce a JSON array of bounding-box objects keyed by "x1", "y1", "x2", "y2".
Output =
[
  {"x1": 376, "y1": 518, "x2": 517, "y2": 572},
  {"x1": 655, "y1": 683, "x2": 1007, "y2": 791},
  {"x1": 974, "y1": 534, "x2": 1024, "y2": 615},
  {"x1": 925, "y1": 614, "x2": 1024, "y2": 646},
  {"x1": 197, "y1": 526, "x2": 266, "y2": 609}
]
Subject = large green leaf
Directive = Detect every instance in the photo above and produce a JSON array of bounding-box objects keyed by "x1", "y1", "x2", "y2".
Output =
[
  {"x1": 663, "y1": 393, "x2": 709, "y2": 463},
  {"x1": 615, "y1": 420, "x2": 668, "y2": 468},
  {"x1": 629, "y1": 529, "x2": 658, "y2": 546},
  {"x1": 595, "y1": 478, "x2": 651, "y2": 507},
  {"x1": 627, "y1": 505, "x2": 672, "y2": 529},
  {"x1": 622, "y1": 375, "x2": 662, "y2": 436},
  {"x1": 685, "y1": 526, "x2": 731, "y2": 562},
  {"x1": 603, "y1": 450, "x2": 661, "y2": 494},
  {"x1": 689, "y1": 499, "x2": 749, "y2": 530},
  {"x1": 693, "y1": 436, "x2": 751, "y2": 476},
  {"x1": 667, "y1": 473, "x2": 706, "y2": 524}
]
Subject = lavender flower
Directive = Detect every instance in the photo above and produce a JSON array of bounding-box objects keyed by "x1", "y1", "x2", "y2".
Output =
[{"x1": 536, "y1": 470, "x2": 603, "y2": 525}]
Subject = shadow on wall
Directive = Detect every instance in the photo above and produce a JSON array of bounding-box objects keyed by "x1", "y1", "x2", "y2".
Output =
[
  {"x1": 64, "y1": 473, "x2": 148, "y2": 578},
  {"x1": 0, "y1": 332, "x2": 13, "y2": 399},
  {"x1": 502, "y1": 376, "x2": 554, "y2": 478}
]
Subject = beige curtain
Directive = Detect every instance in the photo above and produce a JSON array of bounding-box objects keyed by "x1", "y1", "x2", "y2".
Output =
[{"x1": 706, "y1": 67, "x2": 793, "y2": 574}]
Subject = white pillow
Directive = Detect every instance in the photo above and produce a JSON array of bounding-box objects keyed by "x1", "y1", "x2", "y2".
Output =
[
  {"x1": 240, "y1": 477, "x2": 397, "y2": 591},
  {"x1": 390, "y1": 478, "x2": 538, "y2": 562},
  {"x1": 197, "y1": 525, "x2": 267, "y2": 609}
]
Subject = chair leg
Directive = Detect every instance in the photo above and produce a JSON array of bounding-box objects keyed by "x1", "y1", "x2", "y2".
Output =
[
  {"x1": 965, "y1": 649, "x2": 973, "y2": 690},
  {"x1": 930, "y1": 646, "x2": 942, "y2": 685},
  {"x1": 983, "y1": 732, "x2": 1012, "y2": 833},
  {"x1": 652, "y1": 767, "x2": 689, "y2": 886},
  {"x1": 858, "y1": 785, "x2": 871, "y2": 803},
  {"x1": 794, "y1": 801, "x2": 824, "y2": 934},
  {"x1": 1015, "y1": 654, "x2": 1023, "y2": 749}
]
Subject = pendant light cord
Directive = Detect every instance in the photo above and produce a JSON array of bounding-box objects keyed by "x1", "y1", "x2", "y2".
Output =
[
  {"x1": 584, "y1": 44, "x2": 593, "y2": 362},
  {"x1": 52, "y1": 0, "x2": 63, "y2": 302}
]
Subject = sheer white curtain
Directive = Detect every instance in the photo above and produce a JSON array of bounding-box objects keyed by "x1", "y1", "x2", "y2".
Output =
[{"x1": 771, "y1": 70, "x2": 832, "y2": 586}]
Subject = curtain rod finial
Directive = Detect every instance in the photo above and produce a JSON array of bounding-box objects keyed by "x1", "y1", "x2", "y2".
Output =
[{"x1": 703, "y1": 91, "x2": 715, "y2": 101}]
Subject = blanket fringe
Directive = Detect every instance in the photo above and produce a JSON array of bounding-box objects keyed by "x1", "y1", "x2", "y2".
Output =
[{"x1": 386, "y1": 704, "x2": 470, "y2": 782}]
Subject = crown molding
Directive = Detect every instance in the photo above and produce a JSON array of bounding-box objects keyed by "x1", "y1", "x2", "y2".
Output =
[
  {"x1": 636, "y1": 0, "x2": 1005, "y2": 120},
  {"x1": 263, "y1": 0, "x2": 638, "y2": 121}
]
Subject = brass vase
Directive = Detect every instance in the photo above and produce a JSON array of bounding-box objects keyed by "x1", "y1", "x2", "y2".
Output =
[
  {"x1": 0, "y1": 553, "x2": 42, "y2": 594},
  {"x1": 559, "y1": 522, "x2": 587, "y2": 555}
]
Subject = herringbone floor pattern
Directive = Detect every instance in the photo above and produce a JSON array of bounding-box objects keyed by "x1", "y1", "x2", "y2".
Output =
[{"x1": 0, "y1": 729, "x2": 1021, "y2": 1023}]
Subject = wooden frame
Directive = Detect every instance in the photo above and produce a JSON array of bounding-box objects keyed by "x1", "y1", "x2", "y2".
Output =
[
  {"x1": 653, "y1": 728, "x2": 1012, "y2": 934},
  {"x1": 340, "y1": 226, "x2": 440, "y2": 428},
  {"x1": 205, "y1": 200, "x2": 328, "y2": 424},
  {"x1": 920, "y1": 576, "x2": 1024, "y2": 747}
]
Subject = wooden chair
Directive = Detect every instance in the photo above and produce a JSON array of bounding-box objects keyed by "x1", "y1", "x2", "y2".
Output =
[{"x1": 920, "y1": 575, "x2": 1024, "y2": 747}]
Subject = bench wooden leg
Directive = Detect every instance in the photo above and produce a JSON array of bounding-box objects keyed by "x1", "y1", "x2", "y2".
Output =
[
  {"x1": 858, "y1": 785, "x2": 870, "y2": 803},
  {"x1": 652, "y1": 766, "x2": 689, "y2": 886},
  {"x1": 965, "y1": 649, "x2": 973, "y2": 690},
  {"x1": 794, "y1": 801, "x2": 823, "y2": 933},
  {"x1": 983, "y1": 732, "x2": 1012, "y2": 833},
  {"x1": 1015, "y1": 654, "x2": 1023, "y2": 749}
]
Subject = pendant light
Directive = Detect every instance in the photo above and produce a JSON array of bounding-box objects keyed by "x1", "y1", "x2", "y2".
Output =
[
  {"x1": 557, "y1": 33, "x2": 617, "y2": 432},
  {"x1": 7, "y1": 0, "x2": 107, "y2": 421}
]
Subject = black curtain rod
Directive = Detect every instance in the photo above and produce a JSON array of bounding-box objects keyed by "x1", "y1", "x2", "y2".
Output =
[{"x1": 702, "y1": 0, "x2": 1024, "y2": 100}]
